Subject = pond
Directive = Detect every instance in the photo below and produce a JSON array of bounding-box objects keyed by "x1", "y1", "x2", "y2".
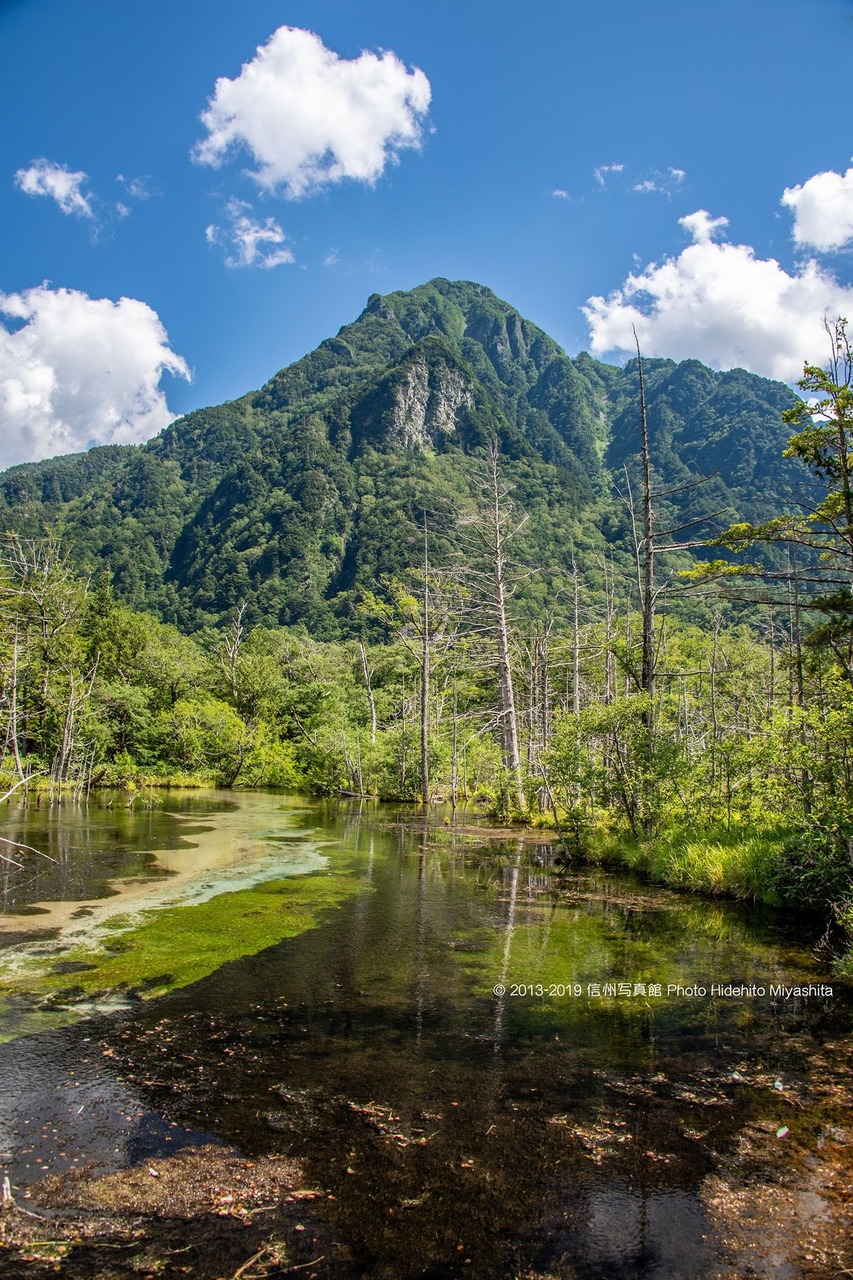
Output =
[{"x1": 0, "y1": 790, "x2": 851, "y2": 1278}]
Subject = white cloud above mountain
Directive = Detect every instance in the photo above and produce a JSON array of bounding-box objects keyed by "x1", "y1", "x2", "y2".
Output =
[
  {"x1": 14, "y1": 159, "x2": 95, "y2": 218},
  {"x1": 193, "y1": 26, "x2": 431, "y2": 198},
  {"x1": 781, "y1": 166, "x2": 853, "y2": 252},
  {"x1": 0, "y1": 285, "x2": 190, "y2": 469},
  {"x1": 583, "y1": 210, "x2": 853, "y2": 382}
]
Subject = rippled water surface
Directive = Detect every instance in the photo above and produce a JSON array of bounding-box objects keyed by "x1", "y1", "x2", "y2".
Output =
[{"x1": 0, "y1": 791, "x2": 850, "y2": 1278}]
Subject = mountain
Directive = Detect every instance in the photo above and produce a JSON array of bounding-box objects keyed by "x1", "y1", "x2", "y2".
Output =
[{"x1": 0, "y1": 279, "x2": 800, "y2": 636}]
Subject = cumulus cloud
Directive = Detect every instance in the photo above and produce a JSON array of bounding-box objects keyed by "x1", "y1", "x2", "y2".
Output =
[
  {"x1": 14, "y1": 159, "x2": 94, "y2": 218},
  {"x1": 583, "y1": 210, "x2": 853, "y2": 382},
  {"x1": 782, "y1": 166, "x2": 853, "y2": 252},
  {"x1": 206, "y1": 199, "x2": 294, "y2": 268},
  {"x1": 552, "y1": 188, "x2": 571, "y2": 200},
  {"x1": 193, "y1": 26, "x2": 431, "y2": 198},
  {"x1": 0, "y1": 285, "x2": 190, "y2": 469},
  {"x1": 678, "y1": 210, "x2": 728, "y2": 242}
]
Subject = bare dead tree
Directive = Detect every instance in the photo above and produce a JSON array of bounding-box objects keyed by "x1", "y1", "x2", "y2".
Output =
[
  {"x1": 458, "y1": 439, "x2": 528, "y2": 813},
  {"x1": 358, "y1": 641, "x2": 377, "y2": 745},
  {"x1": 221, "y1": 602, "x2": 247, "y2": 705},
  {"x1": 635, "y1": 331, "x2": 656, "y2": 707},
  {"x1": 420, "y1": 513, "x2": 431, "y2": 804}
]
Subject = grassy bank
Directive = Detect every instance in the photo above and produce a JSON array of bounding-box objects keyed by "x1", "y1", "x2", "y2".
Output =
[
  {"x1": 527, "y1": 810, "x2": 853, "y2": 974},
  {"x1": 565, "y1": 820, "x2": 789, "y2": 905}
]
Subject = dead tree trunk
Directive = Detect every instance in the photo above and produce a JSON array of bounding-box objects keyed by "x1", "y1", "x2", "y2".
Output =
[
  {"x1": 359, "y1": 641, "x2": 377, "y2": 745},
  {"x1": 635, "y1": 331, "x2": 656, "y2": 710},
  {"x1": 420, "y1": 516, "x2": 431, "y2": 804},
  {"x1": 486, "y1": 441, "x2": 526, "y2": 813}
]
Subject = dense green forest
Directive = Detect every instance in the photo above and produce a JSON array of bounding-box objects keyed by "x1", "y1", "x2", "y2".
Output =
[{"x1": 0, "y1": 282, "x2": 851, "y2": 968}]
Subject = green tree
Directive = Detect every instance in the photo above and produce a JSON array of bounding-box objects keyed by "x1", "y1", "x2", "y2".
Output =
[{"x1": 710, "y1": 318, "x2": 853, "y2": 674}]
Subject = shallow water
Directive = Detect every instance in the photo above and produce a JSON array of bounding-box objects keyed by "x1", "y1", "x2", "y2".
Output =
[
  {"x1": 0, "y1": 790, "x2": 325, "y2": 937},
  {"x1": 0, "y1": 792, "x2": 850, "y2": 1277}
]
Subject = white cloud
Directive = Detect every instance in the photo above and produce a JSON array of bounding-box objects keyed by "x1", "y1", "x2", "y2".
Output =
[
  {"x1": 782, "y1": 166, "x2": 853, "y2": 252},
  {"x1": 193, "y1": 26, "x2": 431, "y2": 198},
  {"x1": 14, "y1": 159, "x2": 94, "y2": 218},
  {"x1": 117, "y1": 173, "x2": 157, "y2": 201},
  {"x1": 632, "y1": 167, "x2": 686, "y2": 195},
  {"x1": 594, "y1": 163, "x2": 624, "y2": 187},
  {"x1": 206, "y1": 199, "x2": 294, "y2": 268},
  {"x1": 678, "y1": 210, "x2": 728, "y2": 242},
  {"x1": 0, "y1": 285, "x2": 190, "y2": 469},
  {"x1": 583, "y1": 209, "x2": 853, "y2": 382},
  {"x1": 552, "y1": 188, "x2": 571, "y2": 200},
  {"x1": 112, "y1": 176, "x2": 161, "y2": 224}
]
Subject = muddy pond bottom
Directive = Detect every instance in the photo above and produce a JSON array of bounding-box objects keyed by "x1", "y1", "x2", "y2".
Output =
[{"x1": 0, "y1": 794, "x2": 852, "y2": 1279}]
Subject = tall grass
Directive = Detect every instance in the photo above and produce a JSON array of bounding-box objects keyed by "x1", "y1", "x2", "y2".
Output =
[
  {"x1": 646, "y1": 830, "x2": 784, "y2": 902},
  {"x1": 567, "y1": 819, "x2": 788, "y2": 904}
]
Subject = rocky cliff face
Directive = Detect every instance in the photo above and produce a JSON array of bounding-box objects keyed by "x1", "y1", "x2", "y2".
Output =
[{"x1": 386, "y1": 357, "x2": 474, "y2": 448}]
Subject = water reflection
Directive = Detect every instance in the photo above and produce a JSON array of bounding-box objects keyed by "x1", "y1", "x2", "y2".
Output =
[
  {"x1": 576, "y1": 1184, "x2": 713, "y2": 1278},
  {"x1": 0, "y1": 794, "x2": 849, "y2": 1277},
  {"x1": 0, "y1": 1021, "x2": 221, "y2": 1190}
]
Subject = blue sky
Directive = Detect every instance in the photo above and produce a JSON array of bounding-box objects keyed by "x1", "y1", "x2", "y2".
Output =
[{"x1": 2, "y1": 0, "x2": 853, "y2": 468}]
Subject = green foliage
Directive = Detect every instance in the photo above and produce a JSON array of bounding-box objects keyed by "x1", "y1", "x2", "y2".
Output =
[
  {"x1": 770, "y1": 822, "x2": 853, "y2": 911},
  {"x1": 647, "y1": 829, "x2": 783, "y2": 902},
  {"x1": 711, "y1": 319, "x2": 853, "y2": 667},
  {"x1": 150, "y1": 695, "x2": 249, "y2": 784},
  {"x1": 606, "y1": 358, "x2": 798, "y2": 549}
]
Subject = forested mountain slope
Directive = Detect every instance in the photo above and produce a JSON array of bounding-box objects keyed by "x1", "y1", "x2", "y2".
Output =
[{"x1": 0, "y1": 279, "x2": 799, "y2": 634}]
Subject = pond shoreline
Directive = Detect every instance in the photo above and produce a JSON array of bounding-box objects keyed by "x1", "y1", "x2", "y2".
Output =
[{"x1": 0, "y1": 780, "x2": 831, "y2": 915}]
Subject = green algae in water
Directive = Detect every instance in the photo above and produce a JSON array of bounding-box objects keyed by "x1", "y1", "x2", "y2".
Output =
[
  {"x1": 454, "y1": 863, "x2": 834, "y2": 1048},
  {"x1": 0, "y1": 792, "x2": 377, "y2": 1040},
  {"x1": 0, "y1": 868, "x2": 364, "y2": 1037}
]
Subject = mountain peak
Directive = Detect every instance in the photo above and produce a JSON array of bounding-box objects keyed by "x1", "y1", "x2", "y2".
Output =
[{"x1": 0, "y1": 279, "x2": 800, "y2": 634}]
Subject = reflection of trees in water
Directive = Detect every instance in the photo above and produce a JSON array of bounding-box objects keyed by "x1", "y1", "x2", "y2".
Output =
[
  {"x1": 0, "y1": 798, "x2": 169, "y2": 914},
  {"x1": 492, "y1": 853, "x2": 520, "y2": 1053},
  {"x1": 569, "y1": 1183, "x2": 714, "y2": 1278},
  {"x1": 413, "y1": 819, "x2": 428, "y2": 1045}
]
